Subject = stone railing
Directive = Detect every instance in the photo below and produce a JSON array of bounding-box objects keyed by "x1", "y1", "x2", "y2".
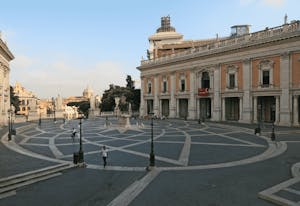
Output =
[{"x1": 141, "y1": 21, "x2": 300, "y2": 66}]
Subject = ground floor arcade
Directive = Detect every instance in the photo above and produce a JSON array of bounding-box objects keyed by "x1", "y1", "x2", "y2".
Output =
[{"x1": 142, "y1": 94, "x2": 300, "y2": 126}]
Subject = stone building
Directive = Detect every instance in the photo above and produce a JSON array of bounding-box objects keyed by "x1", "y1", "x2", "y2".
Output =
[
  {"x1": 0, "y1": 34, "x2": 14, "y2": 126},
  {"x1": 137, "y1": 16, "x2": 300, "y2": 126},
  {"x1": 13, "y1": 82, "x2": 39, "y2": 117}
]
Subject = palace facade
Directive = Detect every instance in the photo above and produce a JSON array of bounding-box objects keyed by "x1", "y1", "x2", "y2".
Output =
[
  {"x1": 137, "y1": 16, "x2": 300, "y2": 126},
  {"x1": 13, "y1": 82, "x2": 39, "y2": 116},
  {"x1": 0, "y1": 34, "x2": 14, "y2": 126}
]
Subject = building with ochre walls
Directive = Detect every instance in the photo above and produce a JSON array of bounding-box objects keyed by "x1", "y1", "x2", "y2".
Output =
[
  {"x1": 0, "y1": 33, "x2": 14, "y2": 126},
  {"x1": 137, "y1": 16, "x2": 300, "y2": 126}
]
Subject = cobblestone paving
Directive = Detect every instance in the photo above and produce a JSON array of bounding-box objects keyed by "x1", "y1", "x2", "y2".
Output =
[
  {"x1": 1, "y1": 118, "x2": 299, "y2": 206},
  {"x1": 8, "y1": 118, "x2": 274, "y2": 171}
]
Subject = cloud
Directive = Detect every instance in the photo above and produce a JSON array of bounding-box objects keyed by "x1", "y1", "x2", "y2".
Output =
[
  {"x1": 239, "y1": 0, "x2": 256, "y2": 5},
  {"x1": 239, "y1": 0, "x2": 285, "y2": 7},
  {"x1": 11, "y1": 54, "x2": 35, "y2": 69},
  {"x1": 262, "y1": 0, "x2": 285, "y2": 7},
  {"x1": 10, "y1": 59, "x2": 129, "y2": 98}
]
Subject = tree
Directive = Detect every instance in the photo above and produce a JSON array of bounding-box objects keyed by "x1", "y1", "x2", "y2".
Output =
[
  {"x1": 67, "y1": 101, "x2": 90, "y2": 117},
  {"x1": 100, "y1": 76, "x2": 140, "y2": 113},
  {"x1": 10, "y1": 86, "x2": 20, "y2": 113}
]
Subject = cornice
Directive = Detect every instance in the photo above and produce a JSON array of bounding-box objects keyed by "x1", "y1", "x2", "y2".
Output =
[
  {"x1": 139, "y1": 30, "x2": 300, "y2": 70},
  {"x1": 0, "y1": 38, "x2": 14, "y2": 61}
]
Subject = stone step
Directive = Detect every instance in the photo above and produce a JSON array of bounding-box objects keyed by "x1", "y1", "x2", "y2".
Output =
[{"x1": 0, "y1": 163, "x2": 73, "y2": 198}]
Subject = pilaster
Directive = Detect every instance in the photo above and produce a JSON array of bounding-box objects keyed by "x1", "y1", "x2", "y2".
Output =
[
  {"x1": 253, "y1": 96, "x2": 258, "y2": 123},
  {"x1": 188, "y1": 69, "x2": 196, "y2": 119},
  {"x1": 169, "y1": 72, "x2": 176, "y2": 118},
  {"x1": 153, "y1": 75, "x2": 159, "y2": 116},
  {"x1": 279, "y1": 52, "x2": 291, "y2": 126},
  {"x1": 139, "y1": 77, "x2": 146, "y2": 117},
  {"x1": 293, "y1": 95, "x2": 299, "y2": 126},
  {"x1": 212, "y1": 65, "x2": 221, "y2": 121},
  {"x1": 242, "y1": 59, "x2": 252, "y2": 123}
]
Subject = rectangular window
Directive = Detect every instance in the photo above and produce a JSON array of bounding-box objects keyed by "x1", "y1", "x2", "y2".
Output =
[
  {"x1": 148, "y1": 83, "x2": 152, "y2": 94},
  {"x1": 262, "y1": 70, "x2": 270, "y2": 86},
  {"x1": 163, "y1": 81, "x2": 167, "y2": 93},
  {"x1": 181, "y1": 79, "x2": 185, "y2": 91},
  {"x1": 229, "y1": 74, "x2": 235, "y2": 89}
]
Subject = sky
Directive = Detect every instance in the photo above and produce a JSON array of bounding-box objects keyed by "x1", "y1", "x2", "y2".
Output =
[{"x1": 0, "y1": 0, "x2": 299, "y2": 98}]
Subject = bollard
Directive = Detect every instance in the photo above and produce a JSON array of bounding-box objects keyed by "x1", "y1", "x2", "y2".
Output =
[
  {"x1": 270, "y1": 123, "x2": 275, "y2": 141},
  {"x1": 254, "y1": 123, "x2": 261, "y2": 135}
]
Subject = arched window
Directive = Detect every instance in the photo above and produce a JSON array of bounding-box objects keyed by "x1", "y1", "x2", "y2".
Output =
[
  {"x1": 179, "y1": 73, "x2": 186, "y2": 92},
  {"x1": 258, "y1": 59, "x2": 274, "y2": 88},
  {"x1": 162, "y1": 76, "x2": 167, "y2": 93},
  {"x1": 226, "y1": 65, "x2": 238, "y2": 90},
  {"x1": 201, "y1": 72, "x2": 210, "y2": 89},
  {"x1": 147, "y1": 81, "x2": 152, "y2": 94}
]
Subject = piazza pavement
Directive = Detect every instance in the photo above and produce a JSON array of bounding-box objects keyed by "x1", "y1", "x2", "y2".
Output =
[{"x1": 1, "y1": 117, "x2": 300, "y2": 206}]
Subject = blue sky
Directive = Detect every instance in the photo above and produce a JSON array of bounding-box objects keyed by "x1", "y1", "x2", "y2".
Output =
[{"x1": 0, "y1": 0, "x2": 299, "y2": 98}]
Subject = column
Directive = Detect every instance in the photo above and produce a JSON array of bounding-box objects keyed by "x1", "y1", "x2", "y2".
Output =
[
  {"x1": 239, "y1": 97, "x2": 243, "y2": 121},
  {"x1": 153, "y1": 75, "x2": 159, "y2": 116},
  {"x1": 169, "y1": 72, "x2": 176, "y2": 118},
  {"x1": 188, "y1": 69, "x2": 196, "y2": 119},
  {"x1": 242, "y1": 59, "x2": 252, "y2": 123},
  {"x1": 279, "y1": 52, "x2": 291, "y2": 126},
  {"x1": 212, "y1": 65, "x2": 221, "y2": 121},
  {"x1": 221, "y1": 97, "x2": 226, "y2": 121},
  {"x1": 176, "y1": 99, "x2": 179, "y2": 118},
  {"x1": 139, "y1": 77, "x2": 146, "y2": 117},
  {"x1": 196, "y1": 98, "x2": 200, "y2": 120},
  {"x1": 253, "y1": 96, "x2": 257, "y2": 123},
  {"x1": 275, "y1": 96, "x2": 280, "y2": 124},
  {"x1": 293, "y1": 95, "x2": 299, "y2": 126}
]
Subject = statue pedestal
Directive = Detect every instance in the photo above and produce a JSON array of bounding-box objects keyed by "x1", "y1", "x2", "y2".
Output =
[{"x1": 118, "y1": 115, "x2": 131, "y2": 128}]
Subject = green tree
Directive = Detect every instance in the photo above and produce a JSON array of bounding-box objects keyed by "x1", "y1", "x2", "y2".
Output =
[
  {"x1": 10, "y1": 86, "x2": 20, "y2": 113},
  {"x1": 100, "y1": 76, "x2": 140, "y2": 113},
  {"x1": 67, "y1": 101, "x2": 90, "y2": 117}
]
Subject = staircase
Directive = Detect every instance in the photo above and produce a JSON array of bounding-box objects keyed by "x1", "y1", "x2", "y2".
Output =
[{"x1": 0, "y1": 163, "x2": 74, "y2": 199}]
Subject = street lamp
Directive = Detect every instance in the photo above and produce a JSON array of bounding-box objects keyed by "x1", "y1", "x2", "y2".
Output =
[
  {"x1": 8, "y1": 109, "x2": 12, "y2": 141},
  {"x1": 52, "y1": 97, "x2": 56, "y2": 122},
  {"x1": 39, "y1": 106, "x2": 42, "y2": 126},
  {"x1": 78, "y1": 117, "x2": 84, "y2": 163},
  {"x1": 271, "y1": 122, "x2": 276, "y2": 141},
  {"x1": 149, "y1": 112, "x2": 155, "y2": 168},
  {"x1": 7, "y1": 105, "x2": 15, "y2": 141}
]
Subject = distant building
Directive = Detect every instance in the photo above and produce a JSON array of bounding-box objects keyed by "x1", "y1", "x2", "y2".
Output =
[
  {"x1": 138, "y1": 16, "x2": 300, "y2": 126},
  {"x1": 13, "y1": 82, "x2": 39, "y2": 116},
  {"x1": 83, "y1": 85, "x2": 94, "y2": 99},
  {"x1": 0, "y1": 34, "x2": 14, "y2": 126},
  {"x1": 64, "y1": 105, "x2": 78, "y2": 119}
]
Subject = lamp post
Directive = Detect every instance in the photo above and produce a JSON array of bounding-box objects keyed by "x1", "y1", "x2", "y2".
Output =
[
  {"x1": 39, "y1": 106, "x2": 42, "y2": 126},
  {"x1": 52, "y1": 97, "x2": 56, "y2": 122},
  {"x1": 149, "y1": 112, "x2": 155, "y2": 167},
  {"x1": 78, "y1": 117, "x2": 84, "y2": 163},
  {"x1": 8, "y1": 109, "x2": 11, "y2": 141},
  {"x1": 7, "y1": 105, "x2": 15, "y2": 141},
  {"x1": 271, "y1": 122, "x2": 275, "y2": 141}
]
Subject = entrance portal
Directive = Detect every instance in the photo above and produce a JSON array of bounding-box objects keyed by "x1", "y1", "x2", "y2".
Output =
[
  {"x1": 147, "y1": 100, "x2": 153, "y2": 114},
  {"x1": 257, "y1": 96, "x2": 275, "y2": 122},
  {"x1": 161, "y1": 99, "x2": 169, "y2": 117},
  {"x1": 225, "y1": 97, "x2": 240, "y2": 121},
  {"x1": 179, "y1": 99, "x2": 188, "y2": 118},
  {"x1": 199, "y1": 98, "x2": 211, "y2": 120}
]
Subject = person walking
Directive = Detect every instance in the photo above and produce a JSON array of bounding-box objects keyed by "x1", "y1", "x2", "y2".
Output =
[
  {"x1": 101, "y1": 146, "x2": 108, "y2": 168},
  {"x1": 71, "y1": 128, "x2": 76, "y2": 143}
]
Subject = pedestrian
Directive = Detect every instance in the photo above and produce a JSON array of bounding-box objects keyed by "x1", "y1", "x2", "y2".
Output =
[
  {"x1": 101, "y1": 146, "x2": 108, "y2": 168},
  {"x1": 71, "y1": 128, "x2": 76, "y2": 142}
]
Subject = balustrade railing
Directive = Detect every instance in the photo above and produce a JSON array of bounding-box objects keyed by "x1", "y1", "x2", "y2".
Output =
[{"x1": 141, "y1": 21, "x2": 300, "y2": 66}]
